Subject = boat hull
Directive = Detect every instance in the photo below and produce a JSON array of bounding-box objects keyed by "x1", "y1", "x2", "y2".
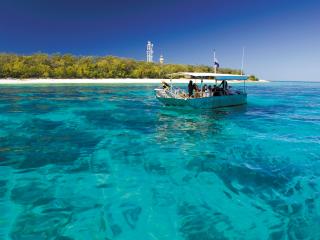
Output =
[{"x1": 156, "y1": 93, "x2": 247, "y2": 109}]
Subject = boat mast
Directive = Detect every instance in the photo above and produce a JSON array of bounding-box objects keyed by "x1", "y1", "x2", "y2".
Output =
[
  {"x1": 214, "y1": 50, "x2": 217, "y2": 85},
  {"x1": 214, "y1": 50, "x2": 217, "y2": 74},
  {"x1": 241, "y1": 47, "x2": 245, "y2": 75},
  {"x1": 241, "y1": 47, "x2": 246, "y2": 93}
]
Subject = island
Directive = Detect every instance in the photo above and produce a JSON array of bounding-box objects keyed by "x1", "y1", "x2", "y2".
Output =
[{"x1": 0, "y1": 53, "x2": 262, "y2": 84}]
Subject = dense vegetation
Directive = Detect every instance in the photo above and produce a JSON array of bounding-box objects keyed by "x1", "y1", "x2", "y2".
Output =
[
  {"x1": 0, "y1": 53, "x2": 256, "y2": 79},
  {"x1": 248, "y1": 75, "x2": 259, "y2": 81}
]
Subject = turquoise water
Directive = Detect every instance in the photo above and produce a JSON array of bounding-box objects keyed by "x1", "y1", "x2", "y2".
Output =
[{"x1": 0, "y1": 82, "x2": 319, "y2": 240}]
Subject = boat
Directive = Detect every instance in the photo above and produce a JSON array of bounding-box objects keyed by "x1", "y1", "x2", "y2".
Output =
[{"x1": 154, "y1": 72, "x2": 248, "y2": 109}]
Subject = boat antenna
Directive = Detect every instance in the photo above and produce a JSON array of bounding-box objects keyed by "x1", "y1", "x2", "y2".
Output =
[
  {"x1": 214, "y1": 49, "x2": 217, "y2": 85},
  {"x1": 241, "y1": 47, "x2": 245, "y2": 75},
  {"x1": 241, "y1": 47, "x2": 246, "y2": 93},
  {"x1": 213, "y1": 49, "x2": 217, "y2": 74}
]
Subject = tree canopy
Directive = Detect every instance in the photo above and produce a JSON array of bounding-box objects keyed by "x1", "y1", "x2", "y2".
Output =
[
  {"x1": 248, "y1": 75, "x2": 259, "y2": 81},
  {"x1": 0, "y1": 53, "x2": 253, "y2": 79}
]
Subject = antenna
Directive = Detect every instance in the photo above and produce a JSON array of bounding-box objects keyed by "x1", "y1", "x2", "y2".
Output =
[
  {"x1": 213, "y1": 49, "x2": 217, "y2": 74},
  {"x1": 241, "y1": 47, "x2": 245, "y2": 75},
  {"x1": 213, "y1": 49, "x2": 217, "y2": 85},
  {"x1": 159, "y1": 54, "x2": 164, "y2": 64},
  {"x1": 241, "y1": 47, "x2": 246, "y2": 93}
]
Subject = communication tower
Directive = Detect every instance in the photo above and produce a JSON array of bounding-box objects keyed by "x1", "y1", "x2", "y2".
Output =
[
  {"x1": 159, "y1": 54, "x2": 164, "y2": 65},
  {"x1": 146, "y1": 41, "x2": 154, "y2": 63}
]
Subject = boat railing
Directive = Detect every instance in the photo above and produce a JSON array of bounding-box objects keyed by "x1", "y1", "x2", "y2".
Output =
[
  {"x1": 155, "y1": 87, "x2": 187, "y2": 99},
  {"x1": 155, "y1": 85, "x2": 246, "y2": 100}
]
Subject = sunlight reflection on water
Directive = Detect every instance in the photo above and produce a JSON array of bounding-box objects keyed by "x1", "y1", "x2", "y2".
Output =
[{"x1": 0, "y1": 82, "x2": 319, "y2": 239}]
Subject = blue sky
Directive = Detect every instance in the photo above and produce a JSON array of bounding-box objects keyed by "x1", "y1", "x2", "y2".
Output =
[{"x1": 0, "y1": 0, "x2": 319, "y2": 80}]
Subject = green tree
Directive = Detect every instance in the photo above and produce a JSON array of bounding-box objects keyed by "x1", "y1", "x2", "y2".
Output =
[{"x1": 0, "y1": 53, "x2": 256, "y2": 79}]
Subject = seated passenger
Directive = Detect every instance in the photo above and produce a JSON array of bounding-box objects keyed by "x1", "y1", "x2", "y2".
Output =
[
  {"x1": 202, "y1": 84, "x2": 207, "y2": 92},
  {"x1": 193, "y1": 83, "x2": 200, "y2": 97},
  {"x1": 193, "y1": 83, "x2": 199, "y2": 91},
  {"x1": 202, "y1": 84, "x2": 208, "y2": 97},
  {"x1": 162, "y1": 81, "x2": 170, "y2": 90},
  {"x1": 204, "y1": 85, "x2": 210, "y2": 97},
  {"x1": 213, "y1": 84, "x2": 220, "y2": 96}
]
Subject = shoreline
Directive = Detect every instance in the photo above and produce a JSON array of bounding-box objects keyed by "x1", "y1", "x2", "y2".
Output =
[{"x1": 0, "y1": 78, "x2": 269, "y2": 85}]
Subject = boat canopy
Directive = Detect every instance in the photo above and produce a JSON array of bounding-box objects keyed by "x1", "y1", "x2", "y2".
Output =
[{"x1": 172, "y1": 72, "x2": 248, "y2": 81}]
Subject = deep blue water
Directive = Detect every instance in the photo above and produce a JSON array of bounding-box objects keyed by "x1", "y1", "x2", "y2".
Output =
[{"x1": 0, "y1": 82, "x2": 319, "y2": 240}]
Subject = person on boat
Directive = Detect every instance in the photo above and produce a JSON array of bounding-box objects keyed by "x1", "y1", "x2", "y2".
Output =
[
  {"x1": 213, "y1": 84, "x2": 222, "y2": 96},
  {"x1": 202, "y1": 84, "x2": 207, "y2": 92},
  {"x1": 188, "y1": 80, "x2": 194, "y2": 97},
  {"x1": 208, "y1": 85, "x2": 212, "y2": 97},
  {"x1": 193, "y1": 82, "x2": 199, "y2": 91},
  {"x1": 193, "y1": 82, "x2": 200, "y2": 98},
  {"x1": 204, "y1": 85, "x2": 210, "y2": 97},
  {"x1": 224, "y1": 80, "x2": 228, "y2": 94},
  {"x1": 212, "y1": 85, "x2": 217, "y2": 95},
  {"x1": 219, "y1": 80, "x2": 228, "y2": 95},
  {"x1": 219, "y1": 80, "x2": 226, "y2": 89},
  {"x1": 162, "y1": 81, "x2": 170, "y2": 90},
  {"x1": 202, "y1": 84, "x2": 208, "y2": 97}
]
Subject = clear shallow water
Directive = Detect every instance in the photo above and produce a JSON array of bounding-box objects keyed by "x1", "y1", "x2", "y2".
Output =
[{"x1": 0, "y1": 82, "x2": 319, "y2": 240}]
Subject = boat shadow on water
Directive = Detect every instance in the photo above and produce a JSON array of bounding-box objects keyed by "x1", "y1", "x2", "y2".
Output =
[{"x1": 154, "y1": 104, "x2": 248, "y2": 142}]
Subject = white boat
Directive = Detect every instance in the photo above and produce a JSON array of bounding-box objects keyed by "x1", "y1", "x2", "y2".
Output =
[{"x1": 155, "y1": 72, "x2": 248, "y2": 109}]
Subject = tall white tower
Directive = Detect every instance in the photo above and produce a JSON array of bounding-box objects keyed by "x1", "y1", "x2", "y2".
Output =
[
  {"x1": 159, "y1": 54, "x2": 164, "y2": 65},
  {"x1": 146, "y1": 41, "x2": 154, "y2": 63}
]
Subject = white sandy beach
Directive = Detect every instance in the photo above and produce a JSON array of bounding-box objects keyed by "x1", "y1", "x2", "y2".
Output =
[{"x1": 0, "y1": 78, "x2": 269, "y2": 85}]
